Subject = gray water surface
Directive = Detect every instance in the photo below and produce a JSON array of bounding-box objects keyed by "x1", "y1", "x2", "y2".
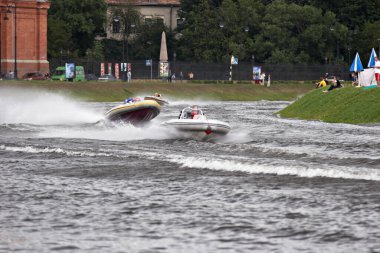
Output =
[{"x1": 1, "y1": 87, "x2": 380, "y2": 253}]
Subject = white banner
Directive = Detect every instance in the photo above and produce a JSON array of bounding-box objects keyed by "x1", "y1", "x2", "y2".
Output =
[{"x1": 358, "y1": 68, "x2": 376, "y2": 86}]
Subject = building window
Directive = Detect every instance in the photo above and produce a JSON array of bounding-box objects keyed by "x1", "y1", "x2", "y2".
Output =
[
  {"x1": 177, "y1": 18, "x2": 184, "y2": 27},
  {"x1": 144, "y1": 16, "x2": 153, "y2": 24},
  {"x1": 112, "y1": 19, "x2": 120, "y2": 33},
  {"x1": 144, "y1": 16, "x2": 164, "y2": 25},
  {"x1": 157, "y1": 17, "x2": 164, "y2": 24}
]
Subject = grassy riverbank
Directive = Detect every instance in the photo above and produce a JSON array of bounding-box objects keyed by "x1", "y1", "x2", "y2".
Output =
[
  {"x1": 0, "y1": 80, "x2": 313, "y2": 102},
  {"x1": 278, "y1": 86, "x2": 380, "y2": 124}
]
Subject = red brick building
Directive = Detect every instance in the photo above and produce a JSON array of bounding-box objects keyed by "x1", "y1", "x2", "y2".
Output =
[{"x1": 0, "y1": 0, "x2": 50, "y2": 79}]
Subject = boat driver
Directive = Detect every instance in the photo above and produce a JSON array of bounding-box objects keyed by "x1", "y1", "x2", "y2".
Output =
[
  {"x1": 124, "y1": 98, "x2": 133, "y2": 103},
  {"x1": 191, "y1": 106, "x2": 199, "y2": 119},
  {"x1": 124, "y1": 97, "x2": 141, "y2": 103}
]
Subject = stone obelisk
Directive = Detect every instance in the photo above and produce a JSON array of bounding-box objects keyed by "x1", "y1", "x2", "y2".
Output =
[
  {"x1": 159, "y1": 31, "x2": 169, "y2": 78},
  {"x1": 159, "y1": 31, "x2": 168, "y2": 62}
]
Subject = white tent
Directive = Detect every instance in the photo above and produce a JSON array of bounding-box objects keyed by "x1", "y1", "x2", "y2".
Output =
[{"x1": 358, "y1": 68, "x2": 376, "y2": 86}]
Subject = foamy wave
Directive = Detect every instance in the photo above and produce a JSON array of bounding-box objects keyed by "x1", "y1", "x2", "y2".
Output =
[
  {"x1": 0, "y1": 144, "x2": 111, "y2": 157},
  {"x1": 253, "y1": 143, "x2": 380, "y2": 160},
  {"x1": 168, "y1": 156, "x2": 380, "y2": 181},
  {"x1": 39, "y1": 123, "x2": 172, "y2": 141},
  {"x1": 0, "y1": 144, "x2": 162, "y2": 161},
  {"x1": 0, "y1": 87, "x2": 103, "y2": 125}
]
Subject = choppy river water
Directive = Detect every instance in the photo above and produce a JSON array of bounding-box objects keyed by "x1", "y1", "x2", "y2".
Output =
[{"x1": 1, "y1": 87, "x2": 380, "y2": 253}]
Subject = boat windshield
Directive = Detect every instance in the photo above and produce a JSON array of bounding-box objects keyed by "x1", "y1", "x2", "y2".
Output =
[{"x1": 179, "y1": 106, "x2": 205, "y2": 119}]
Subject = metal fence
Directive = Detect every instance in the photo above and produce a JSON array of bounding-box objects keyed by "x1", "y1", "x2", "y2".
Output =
[{"x1": 49, "y1": 58, "x2": 349, "y2": 81}]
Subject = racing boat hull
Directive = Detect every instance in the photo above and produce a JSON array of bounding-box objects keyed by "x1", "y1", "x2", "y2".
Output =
[
  {"x1": 105, "y1": 100, "x2": 160, "y2": 125},
  {"x1": 163, "y1": 119, "x2": 231, "y2": 140}
]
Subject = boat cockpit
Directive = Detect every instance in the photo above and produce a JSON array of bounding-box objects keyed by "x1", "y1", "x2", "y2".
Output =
[{"x1": 178, "y1": 106, "x2": 206, "y2": 120}]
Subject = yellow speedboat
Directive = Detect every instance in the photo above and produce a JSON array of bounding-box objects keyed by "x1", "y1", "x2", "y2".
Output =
[
  {"x1": 105, "y1": 99, "x2": 160, "y2": 125},
  {"x1": 144, "y1": 93, "x2": 169, "y2": 106}
]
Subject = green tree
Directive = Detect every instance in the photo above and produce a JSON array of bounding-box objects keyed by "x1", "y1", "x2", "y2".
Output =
[
  {"x1": 290, "y1": 0, "x2": 380, "y2": 30},
  {"x1": 132, "y1": 19, "x2": 168, "y2": 61},
  {"x1": 177, "y1": 0, "x2": 263, "y2": 62},
  {"x1": 177, "y1": 0, "x2": 222, "y2": 62},
  {"x1": 353, "y1": 21, "x2": 380, "y2": 62},
  {"x1": 262, "y1": 0, "x2": 347, "y2": 64},
  {"x1": 87, "y1": 41, "x2": 105, "y2": 61},
  {"x1": 280, "y1": 0, "x2": 378, "y2": 62},
  {"x1": 47, "y1": 18, "x2": 72, "y2": 58},
  {"x1": 48, "y1": 0, "x2": 107, "y2": 58},
  {"x1": 107, "y1": 3, "x2": 141, "y2": 62}
]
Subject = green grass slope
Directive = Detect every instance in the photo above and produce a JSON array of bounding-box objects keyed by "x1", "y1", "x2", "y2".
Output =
[
  {"x1": 278, "y1": 86, "x2": 380, "y2": 124},
  {"x1": 0, "y1": 80, "x2": 313, "y2": 102}
]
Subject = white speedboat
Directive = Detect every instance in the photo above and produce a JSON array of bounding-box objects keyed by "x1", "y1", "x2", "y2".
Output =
[{"x1": 162, "y1": 106, "x2": 231, "y2": 140}]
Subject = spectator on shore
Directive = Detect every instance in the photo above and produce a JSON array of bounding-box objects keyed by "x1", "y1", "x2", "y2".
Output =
[
  {"x1": 323, "y1": 76, "x2": 343, "y2": 93},
  {"x1": 167, "y1": 70, "x2": 172, "y2": 82},
  {"x1": 260, "y1": 72, "x2": 266, "y2": 86},
  {"x1": 188, "y1": 72, "x2": 194, "y2": 80},
  {"x1": 171, "y1": 73, "x2": 176, "y2": 83},
  {"x1": 179, "y1": 71, "x2": 184, "y2": 82},
  {"x1": 374, "y1": 56, "x2": 380, "y2": 86},
  {"x1": 350, "y1": 72, "x2": 358, "y2": 86},
  {"x1": 9, "y1": 71, "x2": 14, "y2": 79},
  {"x1": 324, "y1": 72, "x2": 330, "y2": 85},
  {"x1": 315, "y1": 77, "x2": 327, "y2": 88}
]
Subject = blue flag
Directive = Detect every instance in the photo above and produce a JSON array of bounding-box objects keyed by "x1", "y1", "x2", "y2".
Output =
[
  {"x1": 350, "y1": 52, "x2": 364, "y2": 72},
  {"x1": 367, "y1": 48, "x2": 377, "y2": 68}
]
